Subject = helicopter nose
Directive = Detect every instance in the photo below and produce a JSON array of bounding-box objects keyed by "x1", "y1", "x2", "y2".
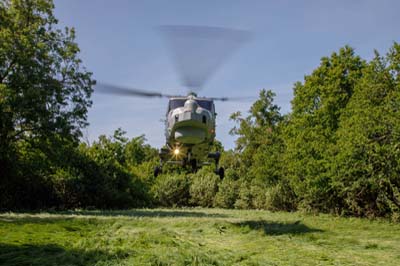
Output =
[{"x1": 184, "y1": 99, "x2": 198, "y2": 113}]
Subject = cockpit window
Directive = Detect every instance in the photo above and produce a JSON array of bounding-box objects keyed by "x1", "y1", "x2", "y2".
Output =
[
  {"x1": 168, "y1": 98, "x2": 213, "y2": 111},
  {"x1": 197, "y1": 100, "x2": 213, "y2": 111},
  {"x1": 169, "y1": 99, "x2": 186, "y2": 110}
]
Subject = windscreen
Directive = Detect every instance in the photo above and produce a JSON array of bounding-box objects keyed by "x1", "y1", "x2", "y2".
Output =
[
  {"x1": 169, "y1": 99, "x2": 213, "y2": 111},
  {"x1": 197, "y1": 100, "x2": 213, "y2": 111},
  {"x1": 169, "y1": 99, "x2": 186, "y2": 110}
]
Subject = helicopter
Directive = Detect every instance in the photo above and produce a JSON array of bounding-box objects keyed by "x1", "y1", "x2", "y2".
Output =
[{"x1": 97, "y1": 25, "x2": 252, "y2": 179}]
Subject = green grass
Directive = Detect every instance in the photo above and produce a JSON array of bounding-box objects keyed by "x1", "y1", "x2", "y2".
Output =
[{"x1": 1, "y1": 209, "x2": 399, "y2": 265}]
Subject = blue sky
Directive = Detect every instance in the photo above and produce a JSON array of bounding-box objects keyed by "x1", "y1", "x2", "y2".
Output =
[{"x1": 54, "y1": 0, "x2": 400, "y2": 149}]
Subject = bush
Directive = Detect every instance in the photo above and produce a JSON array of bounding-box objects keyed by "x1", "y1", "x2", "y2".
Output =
[
  {"x1": 234, "y1": 179, "x2": 267, "y2": 210},
  {"x1": 250, "y1": 181, "x2": 267, "y2": 209},
  {"x1": 230, "y1": 177, "x2": 297, "y2": 211},
  {"x1": 189, "y1": 168, "x2": 220, "y2": 207},
  {"x1": 264, "y1": 181, "x2": 297, "y2": 211},
  {"x1": 234, "y1": 181, "x2": 252, "y2": 209},
  {"x1": 214, "y1": 171, "x2": 239, "y2": 208},
  {"x1": 151, "y1": 173, "x2": 190, "y2": 207},
  {"x1": 52, "y1": 168, "x2": 84, "y2": 209}
]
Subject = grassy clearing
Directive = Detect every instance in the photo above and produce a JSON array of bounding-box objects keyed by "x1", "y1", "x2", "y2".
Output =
[{"x1": 0, "y1": 208, "x2": 399, "y2": 266}]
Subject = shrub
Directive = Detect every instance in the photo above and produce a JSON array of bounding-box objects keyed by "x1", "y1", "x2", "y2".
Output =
[
  {"x1": 264, "y1": 181, "x2": 297, "y2": 211},
  {"x1": 250, "y1": 180, "x2": 267, "y2": 209},
  {"x1": 234, "y1": 179, "x2": 267, "y2": 210},
  {"x1": 214, "y1": 173, "x2": 239, "y2": 208},
  {"x1": 234, "y1": 181, "x2": 252, "y2": 209},
  {"x1": 52, "y1": 168, "x2": 83, "y2": 209},
  {"x1": 151, "y1": 173, "x2": 190, "y2": 207},
  {"x1": 189, "y1": 168, "x2": 220, "y2": 207}
]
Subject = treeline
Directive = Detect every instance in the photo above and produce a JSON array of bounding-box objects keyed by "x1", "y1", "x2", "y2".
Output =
[
  {"x1": 1, "y1": 0, "x2": 400, "y2": 220},
  {"x1": 1, "y1": 129, "x2": 156, "y2": 209},
  {"x1": 223, "y1": 45, "x2": 400, "y2": 220}
]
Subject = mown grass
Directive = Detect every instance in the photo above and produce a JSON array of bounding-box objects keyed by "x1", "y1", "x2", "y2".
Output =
[{"x1": 0, "y1": 208, "x2": 399, "y2": 265}]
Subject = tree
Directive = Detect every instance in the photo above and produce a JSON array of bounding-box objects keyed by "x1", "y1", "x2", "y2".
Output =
[
  {"x1": 284, "y1": 46, "x2": 365, "y2": 212},
  {"x1": 0, "y1": 0, "x2": 93, "y2": 162},
  {"x1": 230, "y1": 89, "x2": 283, "y2": 180},
  {"x1": 125, "y1": 134, "x2": 158, "y2": 167},
  {"x1": 0, "y1": 0, "x2": 93, "y2": 208},
  {"x1": 229, "y1": 89, "x2": 293, "y2": 210},
  {"x1": 77, "y1": 130, "x2": 150, "y2": 208},
  {"x1": 333, "y1": 44, "x2": 400, "y2": 218}
]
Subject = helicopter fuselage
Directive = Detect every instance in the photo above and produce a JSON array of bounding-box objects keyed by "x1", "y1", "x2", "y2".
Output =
[{"x1": 160, "y1": 95, "x2": 217, "y2": 167}]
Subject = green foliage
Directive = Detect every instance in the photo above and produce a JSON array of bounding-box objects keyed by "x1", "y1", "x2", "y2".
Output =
[
  {"x1": 284, "y1": 46, "x2": 366, "y2": 213},
  {"x1": 0, "y1": 0, "x2": 93, "y2": 209},
  {"x1": 264, "y1": 180, "x2": 297, "y2": 211},
  {"x1": 76, "y1": 132, "x2": 151, "y2": 208},
  {"x1": 46, "y1": 132, "x2": 151, "y2": 209},
  {"x1": 227, "y1": 44, "x2": 400, "y2": 219},
  {"x1": 332, "y1": 45, "x2": 400, "y2": 218},
  {"x1": 234, "y1": 181, "x2": 252, "y2": 209},
  {"x1": 214, "y1": 169, "x2": 239, "y2": 208},
  {"x1": 229, "y1": 89, "x2": 291, "y2": 211},
  {"x1": 230, "y1": 89, "x2": 283, "y2": 176},
  {"x1": 189, "y1": 167, "x2": 220, "y2": 207},
  {"x1": 0, "y1": 0, "x2": 93, "y2": 146},
  {"x1": 151, "y1": 173, "x2": 190, "y2": 207},
  {"x1": 125, "y1": 134, "x2": 158, "y2": 167}
]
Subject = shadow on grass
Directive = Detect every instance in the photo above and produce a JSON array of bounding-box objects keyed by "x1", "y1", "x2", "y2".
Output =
[
  {"x1": 0, "y1": 209, "x2": 228, "y2": 225},
  {"x1": 232, "y1": 220, "x2": 323, "y2": 235},
  {"x1": 0, "y1": 243, "x2": 125, "y2": 266},
  {"x1": 57, "y1": 209, "x2": 228, "y2": 218}
]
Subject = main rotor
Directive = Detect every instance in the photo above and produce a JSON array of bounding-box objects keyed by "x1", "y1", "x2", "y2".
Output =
[{"x1": 96, "y1": 25, "x2": 253, "y2": 102}]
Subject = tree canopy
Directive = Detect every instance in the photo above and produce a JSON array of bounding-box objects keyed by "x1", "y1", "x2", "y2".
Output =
[
  {"x1": 0, "y1": 0, "x2": 93, "y2": 146},
  {"x1": 0, "y1": 0, "x2": 94, "y2": 208}
]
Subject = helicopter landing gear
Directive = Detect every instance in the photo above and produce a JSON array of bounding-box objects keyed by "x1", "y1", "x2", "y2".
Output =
[
  {"x1": 185, "y1": 149, "x2": 197, "y2": 173},
  {"x1": 190, "y1": 159, "x2": 197, "y2": 173},
  {"x1": 208, "y1": 152, "x2": 224, "y2": 179},
  {"x1": 216, "y1": 167, "x2": 224, "y2": 180},
  {"x1": 154, "y1": 152, "x2": 165, "y2": 177},
  {"x1": 154, "y1": 165, "x2": 162, "y2": 177}
]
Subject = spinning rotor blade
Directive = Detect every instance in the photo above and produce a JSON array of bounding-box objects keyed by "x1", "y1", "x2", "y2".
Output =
[
  {"x1": 95, "y1": 83, "x2": 177, "y2": 98},
  {"x1": 159, "y1": 25, "x2": 251, "y2": 91},
  {"x1": 209, "y1": 96, "x2": 255, "y2": 102}
]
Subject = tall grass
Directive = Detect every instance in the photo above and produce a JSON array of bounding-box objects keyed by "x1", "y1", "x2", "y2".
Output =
[{"x1": 1, "y1": 209, "x2": 399, "y2": 265}]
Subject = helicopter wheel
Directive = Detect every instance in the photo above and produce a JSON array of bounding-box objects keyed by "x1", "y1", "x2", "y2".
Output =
[
  {"x1": 210, "y1": 152, "x2": 222, "y2": 178},
  {"x1": 190, "y1": 159, "x2": 197, "y2": 173},
  {"x1": 154, "y1": 166, "x2": 162, "y2": 177},
  {"x1": 216, "y1": 167, "x2": 224, "y2": 180}
]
